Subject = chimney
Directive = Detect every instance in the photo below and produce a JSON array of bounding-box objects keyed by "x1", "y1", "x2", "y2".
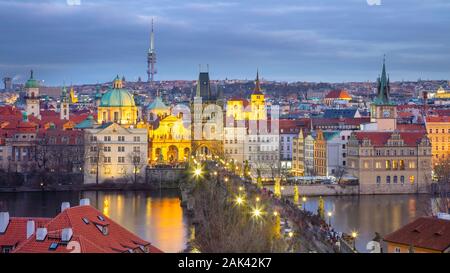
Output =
[
  {"x1": 61, "y1": 228, "x2": 73, "y2": 242},
  {"x1": 79, "y1": 198, "x2": 90, "y2": 206},
  {"x1": 36, "y1": 228, "x2": 48, "y2": 241},
  {"x1": 0, "y1": 212, "x2": 10, "y2": 233},
  {"x1": 61, "y1": 202, "x2": 70, "y2": 212},
  {"x1": 26, "y1": 220, "x2": 35, "y2": 239}
]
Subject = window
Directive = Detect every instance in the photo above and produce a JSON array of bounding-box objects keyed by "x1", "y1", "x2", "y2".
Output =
[
  {"x1": 103, "y1": 146, "x2": 111, "y2": 152},
  {"x1": 393, "y1": 176, "x2": 398, "y2": 184},
  {"x1": 375, "y1": 162, "x2": 382, "y2": 169},
  {"x1": 49, "y1": 242, "x2": 59, "y2": 251},
  {"x1": 392, "y1": 160, "x2": 398, "y2": 170},
  {"x1": 409, "y1": 176, "x2": 415, "y2": 184},
  {"x1": 401, "y1": 176, "x2": 405, "y2": 184},
  {"x1": 133, "y1": 146, "x2": 140, "y2": 153},
  {"x1": 134, "y1": 136, "x2": 141, "y2": 142},
  {"x1": 376, "y1": 176, "x2": 381, "y2": 184},
  {"x1": 399, "y1": 160, "x2": 405, "y2": 170},
  {"x1": 104, "y1": 157, "x2": 111, "y2": 163},
  {"x1": 118, "y1": 146, "x2": 125, "y2": 152},
  {"x1": 104, "y1": 136, "x2": 111, "y2": 142},
  {"x1": 118, "y1": 157, "x2": 125, "y2": 163},
  {"x1": 385, "y1": 160, "x2": 391, "y2": 170},
  {"x1": 409, "y1": 161, "x2": 416, "y2": 169},
  {"x1": 118, "y1": 136, "x2": 125, "y2": 141},
  {"x1": 386, "y1": 176, "x2": 391, "y2": 184},
  {"x1": 82, "y1": 218, "x2": 90, "y2": 224},
  {"x1": 395, "y1": 247, "x2": 401, "y2": 253}
]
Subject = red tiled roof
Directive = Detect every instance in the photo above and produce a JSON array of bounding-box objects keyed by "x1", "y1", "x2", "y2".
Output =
[
  {"x1": 312, "y1": 117, "x2": 370, "y2": 126},
  {"x1": 324, "y1": 89, "x2": 351, "y2": 99},
  {"x1": 353, "y1": 131, "x2": 427, "y2": 147},
  {"x1": 12, "y1": 205, "x2": 163, "y2": 253},
  {"x1": 384, "y1": 217, "x2": 450, "y2": 252},
  {"x1": 426, "y1": 116, "x2": 450, "y2": 123},
  {"x1": 396, "y1": 123, "x2": 426, "y2": 133},
  {"x1": 0, "y1": 217, "x2": 51, "y2": 248}
]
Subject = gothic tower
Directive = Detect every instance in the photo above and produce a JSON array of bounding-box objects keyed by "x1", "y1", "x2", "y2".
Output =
[{"x1": 370, "y1": 56, "x2": 397, "y2": 131}]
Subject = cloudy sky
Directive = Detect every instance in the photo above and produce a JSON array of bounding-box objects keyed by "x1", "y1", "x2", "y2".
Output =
[{"x1": 1, "y1": 0, "x2": 450, "y2": 85}]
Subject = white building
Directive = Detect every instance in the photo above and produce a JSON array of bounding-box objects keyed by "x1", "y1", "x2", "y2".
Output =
[{"x1": 84, "y1": 123, "x2": 148, "y2": 184}]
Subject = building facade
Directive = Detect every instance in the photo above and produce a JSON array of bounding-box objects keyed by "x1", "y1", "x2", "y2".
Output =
[{"x1": 346, "y1": 131, "x2": 432, "y2": 194}]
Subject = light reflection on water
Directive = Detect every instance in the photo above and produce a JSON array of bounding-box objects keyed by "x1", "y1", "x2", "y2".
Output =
[
  {"x1": 296, "y1": 194, "x2": 432, "y2": 252},
  {"x1": 0, "y1": 190, "x2": 188, "y2": 253},
  {"x1": 0, "y1": 191, "x2": 434, "y2": 253}
]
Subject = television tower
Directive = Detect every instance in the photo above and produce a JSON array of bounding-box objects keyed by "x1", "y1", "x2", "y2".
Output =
[{"x1": 147, "y1": 18, "x2": 157, "y2": 85}]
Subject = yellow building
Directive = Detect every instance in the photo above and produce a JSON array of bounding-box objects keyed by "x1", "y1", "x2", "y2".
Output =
[
  {"x1": 149, "y1": 114, "x2": 191, "y2": 164},
  {"x1": 426, "y1": 116, "x2": 450, "y2": 166},
  {"x1": 226, "y1": 70, "x2": 266, "y2": 121},
  {"x1": 435, "y1": 86, "x2": 450, "y2": 99},
  {"x1": 292, "y1": 129, "x2": 305, "y2": 176},
  {"x1": 314, "y1": 130, "x2": 327, "y2": 176},
  {"x1": 97, "y1": 76, "x2": 138, "y2": 126}
]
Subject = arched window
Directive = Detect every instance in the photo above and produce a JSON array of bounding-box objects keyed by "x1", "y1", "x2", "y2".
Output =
[
  {"x1": 386, "y1": 176, "x2": 391, "y2": 184},
  {"x1": 393, "y1": 176, "x2": 398, "y2": 184}
]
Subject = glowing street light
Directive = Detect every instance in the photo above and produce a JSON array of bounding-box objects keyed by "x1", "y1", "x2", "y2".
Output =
[
  {"x1": 273, "y1": 211, "x2": 278, "y2": 216},
  {"x1": 327, "y1": 211, "x2": 333, "y2": 226},
  {"x1": 351, "y1": 230, "x2": 358, "y2": 250},
  {"x1": 252, "y1": 208, "x2": 262, "y2": 218},
  {"x1": 224, "y1": 177, "x2": 229, "y2": 182},
  {"x1": 235, "y1": 196, "x2": 245, "y2": 206},
  {"x1": 288, "y1": 231, "x2": 294, "y2": 238},
  {"x1": 193, "y1": 166, "x2": 202, "y2": 179},
  {"x1": 255, "y1": 197, "x2": 260, "y2": 202},
  {"x1": 238, "y1": 186, "x2": 243, "y2": 191}
]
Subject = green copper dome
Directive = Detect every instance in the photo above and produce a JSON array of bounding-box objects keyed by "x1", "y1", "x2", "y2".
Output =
[
  {"x1": 25, "y1": 70, "x2": 40, "y2": 88},
  {"x1": 99, "y1": 76, "x2": 135, "y2": 107}
]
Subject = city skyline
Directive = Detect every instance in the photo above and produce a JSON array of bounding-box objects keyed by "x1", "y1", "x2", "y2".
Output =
[{"x1": 1, "y1": 0, "x2": 450, "y2": 85}]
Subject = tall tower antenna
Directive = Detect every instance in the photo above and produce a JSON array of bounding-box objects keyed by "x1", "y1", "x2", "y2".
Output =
[{"x1": 147, "y1": 18, "x2": 157, "y2": 86}]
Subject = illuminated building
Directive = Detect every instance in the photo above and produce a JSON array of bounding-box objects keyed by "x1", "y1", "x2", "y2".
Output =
[
  {"x1": 425, "y1": 116, "x2": 450, "y2": 166},
  {"x1": 97, "y1": 76, "x2": 138, "y2": 126},
  {"x1": 191, "y1": 70, "x2": 223, "y2": 159}
]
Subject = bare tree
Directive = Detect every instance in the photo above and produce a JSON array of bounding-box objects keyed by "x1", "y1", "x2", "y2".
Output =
[
  {"x1": 127, "y1": 150, "x2": 146, "y2": 184},
  {"x1": 334, "y1": 166, "x2": 347, "y2": 184},
  {"x1": 84, "y1": 133, "x2": 105, "y2": 185},
  {"x1": 431, "y1": 158, "x2": 450, "y2": 214}
]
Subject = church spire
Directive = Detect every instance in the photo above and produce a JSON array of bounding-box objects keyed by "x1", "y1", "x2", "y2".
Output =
[
  {"x1": 375, "y1": 55, "x2": 391, "y2": 105},
  {"x1": 253, "y1": 69, "x2": 263, "y2": 95}
]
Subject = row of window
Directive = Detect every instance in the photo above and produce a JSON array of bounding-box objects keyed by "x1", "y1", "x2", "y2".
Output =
[
  {"x1": 90, "y1": 136, "x2": 141, "y2": 142},
  {"x1": 90, "y1": 166, "x2": 141, "y2": 175},
  {"x1": 90, "y1": 146, "x2": 141, "y2": 153},
  {"x1": 89, "y1": 156, "x2": 141, "y2": 164},
  {"x1": 376, "y1": 175, "x2": 415, "y2": 184},
  {"x1": 429, "y1": 128, "x2": 450, "y2": 134}
]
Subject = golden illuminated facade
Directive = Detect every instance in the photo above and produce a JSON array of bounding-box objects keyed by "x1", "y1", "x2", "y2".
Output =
[
  {"x1": 226, "y1": 70, "x2": 266, "y2": 121},
  {"x1": 97, "y1": 76, "x2": 138, "y2": 126},
  {"x1": 149, "y1": 115, "x2": 191, "y2": 164},
  {"x1": 426, "y1": 116, "x2": 450, "y2": 166}
]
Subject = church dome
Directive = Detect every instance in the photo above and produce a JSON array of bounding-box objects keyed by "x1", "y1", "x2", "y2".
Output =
[
  {"x1": 99, "y1": 76, "x2": 136, "y2": 107},
  {"x1": 25, "y1": 70, "x2": 40, "y2": 88}
]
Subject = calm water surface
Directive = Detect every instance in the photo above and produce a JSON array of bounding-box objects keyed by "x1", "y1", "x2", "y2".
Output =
[
  {"x1": 0, "y1": 191, "x2": 432, "y2": 253},
  {"x1": 0, "y1": 190, "x2": 189, "y2": 253},
  {"x1": 299, "y1": 194, "x2": 431, "y2": 252}
]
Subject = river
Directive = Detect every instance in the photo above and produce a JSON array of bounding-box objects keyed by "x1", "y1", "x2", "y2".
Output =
[{"x1": 0, "y1": 191, "x2": 432, "y2": 253}]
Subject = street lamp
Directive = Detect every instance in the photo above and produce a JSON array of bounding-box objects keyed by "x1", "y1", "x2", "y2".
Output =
[
  {"x1": 224, "y1": 177, "x2": 229, "y2": 182},
  {"x1": 351, "y1": 231, "x2": 358, "y2": 251},
  {"x1": 302, "y1": 196, "x2": 307, "y2": 211},
  {"x1": 288, "y1": 231, "x2": 294, "y2": 238},
  {"x1": 252, "y1": 208, "x2": 262, "y2": 219},
  {"x1": 273, "y1": 211, "x2": 278, "y2": 216},
  {"x1": 235, "y1": 196, "x2": 244, "y2": 206},
  {"x1": 255, "y1": 196, "x2": 260, "y2": 202},
  {"x1": 193, "y1": 166, "x2": 202, "y2": 180},
  {"x1": 327, "y1": 211, "x2": 333, "y2": 226}
]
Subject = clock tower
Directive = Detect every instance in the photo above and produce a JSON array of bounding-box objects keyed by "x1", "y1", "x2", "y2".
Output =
[{"x1": 370, "y1": 57, "x2": 397, "y2": 131}]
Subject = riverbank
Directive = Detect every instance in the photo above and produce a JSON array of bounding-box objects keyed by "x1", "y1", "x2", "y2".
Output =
[{"x1": 0, "y1": 182, "x2": 180, "y2": 193}]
